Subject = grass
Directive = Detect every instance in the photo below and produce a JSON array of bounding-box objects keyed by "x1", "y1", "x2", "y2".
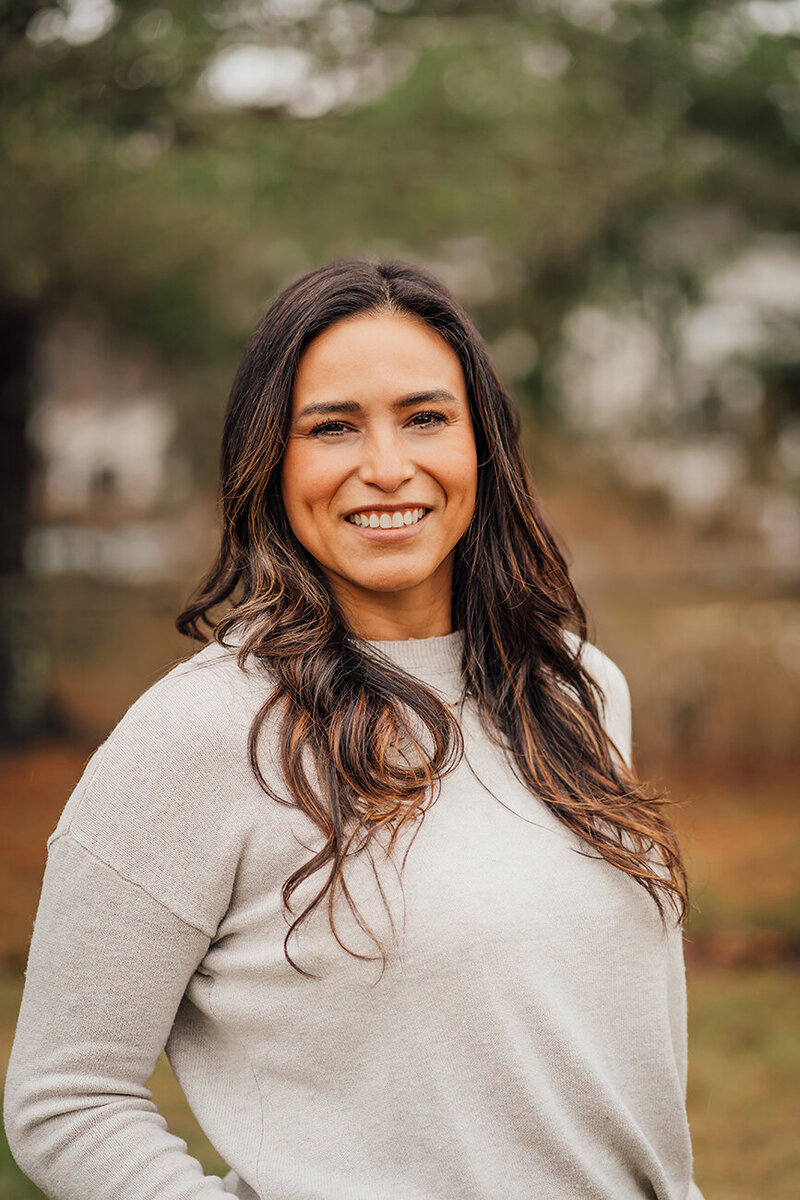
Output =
[{"x1": 687, "y1": 968, "x2": 800, "y2": 1198}]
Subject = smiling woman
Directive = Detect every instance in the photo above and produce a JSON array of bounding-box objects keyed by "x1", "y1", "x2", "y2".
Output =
[
  {"x1": 4, "y1": 260, "x2": 703, "y2": 1200},
  {"x1": 282, "y1": 312, "x2": 477, "y2": 638}
]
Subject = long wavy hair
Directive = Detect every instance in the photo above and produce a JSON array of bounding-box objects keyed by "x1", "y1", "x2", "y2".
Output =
[{"x1": 177, "y1": 258, "x2": 687, "y2": 971}]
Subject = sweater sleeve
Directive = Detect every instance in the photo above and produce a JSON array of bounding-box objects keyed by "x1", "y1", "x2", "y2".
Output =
[
  {"x1": 3, "y1": 833, "x2": 235, "y2": 1199},
  {"x1": 561, "y1": 633, "x2": 633, "y2": 770},
  {"x1": 580, "y1": 642, "x2": 633, "y2": 770},
  {"x1": 3, "y1": 651, "x2": 258, "y2": 1199}
]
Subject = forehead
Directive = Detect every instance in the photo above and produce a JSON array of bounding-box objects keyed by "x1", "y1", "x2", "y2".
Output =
[{"x1": 292, "y1": 312, "x2": 467, "y2": 407}]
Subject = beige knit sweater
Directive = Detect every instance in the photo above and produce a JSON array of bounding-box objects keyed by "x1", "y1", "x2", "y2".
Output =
[{"x1": 4, "y1": 631, "x2": 703, "y2": 1199}]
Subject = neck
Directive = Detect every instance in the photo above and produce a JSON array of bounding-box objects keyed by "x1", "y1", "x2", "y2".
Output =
[{"x1": 324, "y1": 570, "x2": 453, "y2": 641}]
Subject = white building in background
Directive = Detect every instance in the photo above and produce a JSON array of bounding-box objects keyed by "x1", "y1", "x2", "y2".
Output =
[
  {"x1": 559, "y1": 235, "x2": 800, "y2": 438},
  {"x1": 32, "y1": 397, "x2": 175, "y2": 515},
  {"x1": 555, "y1": 235, "x2": 800, "y2": 565},
  {"x1": 557, "y1": 306, "x2": 668, "y2": 433},
  {"x1": 25, "y1": 315, "x2": 194, "y2": 582}
]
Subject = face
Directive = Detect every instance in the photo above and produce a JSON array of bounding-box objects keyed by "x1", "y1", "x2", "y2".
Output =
[{"x1": 280, "y1": 311, "x2": 478, "y2": 638}]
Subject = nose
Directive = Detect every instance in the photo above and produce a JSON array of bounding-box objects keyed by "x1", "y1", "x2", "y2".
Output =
[{"x1": 358, "y1": 427, "x2": 414, "y2": 492}]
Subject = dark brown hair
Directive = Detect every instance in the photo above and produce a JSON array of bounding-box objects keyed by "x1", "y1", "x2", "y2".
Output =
[{"x1": 177, "y1": 258, "x2": 687, "y2": 971}]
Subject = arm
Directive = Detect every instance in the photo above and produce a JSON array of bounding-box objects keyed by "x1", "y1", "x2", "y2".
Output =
[
  {"x1": 562, "y1": 630, "x2": 633, "y2": 770},
  {"x1": 4, "y1": 832, "x2": 234, "y2": 1199},
  {"x1": 587, "y1": 647, "x2": 633, "y2": 770},
  {"x1": 4, "y1": 650, "x2": 255, "y2": 1198}
]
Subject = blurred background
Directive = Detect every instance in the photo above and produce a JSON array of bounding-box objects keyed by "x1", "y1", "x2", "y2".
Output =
[{"x1": 1, "y1": 0, "x2": 799, "y2": 1194}]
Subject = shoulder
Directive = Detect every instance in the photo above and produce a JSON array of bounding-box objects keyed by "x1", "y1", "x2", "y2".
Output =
[
  {"x1": 61, "y1": 638, "x2": 277, "y2": 803},
  {"x1": 562, "y1": 631, "x2": 633, "y2": 768},
  {"x1": 109, "y1": 639, "x2": 274, "y2": 755},
  {"x1": 49, "y1": 641, "x2": 278, "y2": 932}
]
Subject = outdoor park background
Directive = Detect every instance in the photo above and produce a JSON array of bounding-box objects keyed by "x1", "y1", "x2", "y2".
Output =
[{"x1": 1, "y1": 0, "x2": 799, "y2": 1195}]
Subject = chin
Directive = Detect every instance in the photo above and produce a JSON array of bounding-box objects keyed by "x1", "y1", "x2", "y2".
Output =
[
  {"x1": 348, "y1": 566, "x2": 433, "y2": 593},
  {"x1": 357, "y1": 575, "x2": 426, "y2": 593}
]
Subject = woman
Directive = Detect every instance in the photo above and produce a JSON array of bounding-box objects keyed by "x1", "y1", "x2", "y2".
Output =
[{"x1": 5, "y1": 259, "x2": 703, "y2": 1199}]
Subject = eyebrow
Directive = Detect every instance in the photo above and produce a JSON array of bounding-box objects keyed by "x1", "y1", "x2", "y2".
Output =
[{"x1": 296, "y1": 389, "x2": 460, "y2": 420}]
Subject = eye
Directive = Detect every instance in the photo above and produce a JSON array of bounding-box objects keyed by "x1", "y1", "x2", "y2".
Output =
[
  {"x1": 308, "y1": 419, "x2": 351, "y2": 437},
  {"x1": 408, "y1": 410, "x2": 448, "y2": 428}
]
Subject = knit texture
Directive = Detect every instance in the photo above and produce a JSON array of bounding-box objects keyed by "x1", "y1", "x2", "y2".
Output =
[{"x1": 4, "y1": 632, "x2": 703, "y2": 1199}]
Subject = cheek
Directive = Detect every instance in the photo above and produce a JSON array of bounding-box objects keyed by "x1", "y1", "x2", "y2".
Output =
[
  {"x1": 438, "y1": 441, "x2": 478, "y2": 510},
  {"x1": 281, "y1": 444, "x2": 342, "y2": 519}
]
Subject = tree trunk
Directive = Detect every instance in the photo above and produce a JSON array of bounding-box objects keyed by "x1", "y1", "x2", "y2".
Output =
[{"x1": 0, "y1": 305, "x2": 53, "y2": 744}]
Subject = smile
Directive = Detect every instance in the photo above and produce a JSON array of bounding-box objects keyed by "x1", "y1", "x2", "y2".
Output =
[{"x1": 345, "y1": 507, "x2": 429, "y2": 529}]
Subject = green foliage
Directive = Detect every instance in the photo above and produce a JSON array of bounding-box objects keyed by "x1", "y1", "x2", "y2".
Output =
[{"x1": 1, "y1": 0, "x2": 798, "y2": 437}]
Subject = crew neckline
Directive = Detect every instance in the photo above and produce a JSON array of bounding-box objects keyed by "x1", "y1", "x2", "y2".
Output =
[
  {"x1": 213, "y1": 619, "x2": 465, "y2": 678},
  {"x1": 364, "y1": 629, "x2": 464, "y2": 675}
]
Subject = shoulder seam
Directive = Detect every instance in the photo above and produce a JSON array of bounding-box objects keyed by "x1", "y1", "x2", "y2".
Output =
[{"x1": 47, "y1": 830, "x2": 216, "y2": 939}]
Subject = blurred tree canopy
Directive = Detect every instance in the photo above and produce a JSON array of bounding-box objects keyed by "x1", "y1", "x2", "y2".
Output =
[
  {"x1": 3, "y1": 0, "x2": 799, "y2": 374},
  {"x1": 1, "y1": 0, "x2": 799, "y2": 735}
]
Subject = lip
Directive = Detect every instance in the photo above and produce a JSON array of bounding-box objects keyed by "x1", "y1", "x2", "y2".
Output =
[
  {"x1": 342, "y1": 504, "x2": 432, "y2": 518},
  {"x1": 343, "y1": 507, "x2": 432, "y2": 541}
]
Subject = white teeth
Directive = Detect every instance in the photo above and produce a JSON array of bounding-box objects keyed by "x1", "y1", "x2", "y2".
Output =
[{"x1": 347, "y1": 508, "x2": 428, "y2": 528}]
